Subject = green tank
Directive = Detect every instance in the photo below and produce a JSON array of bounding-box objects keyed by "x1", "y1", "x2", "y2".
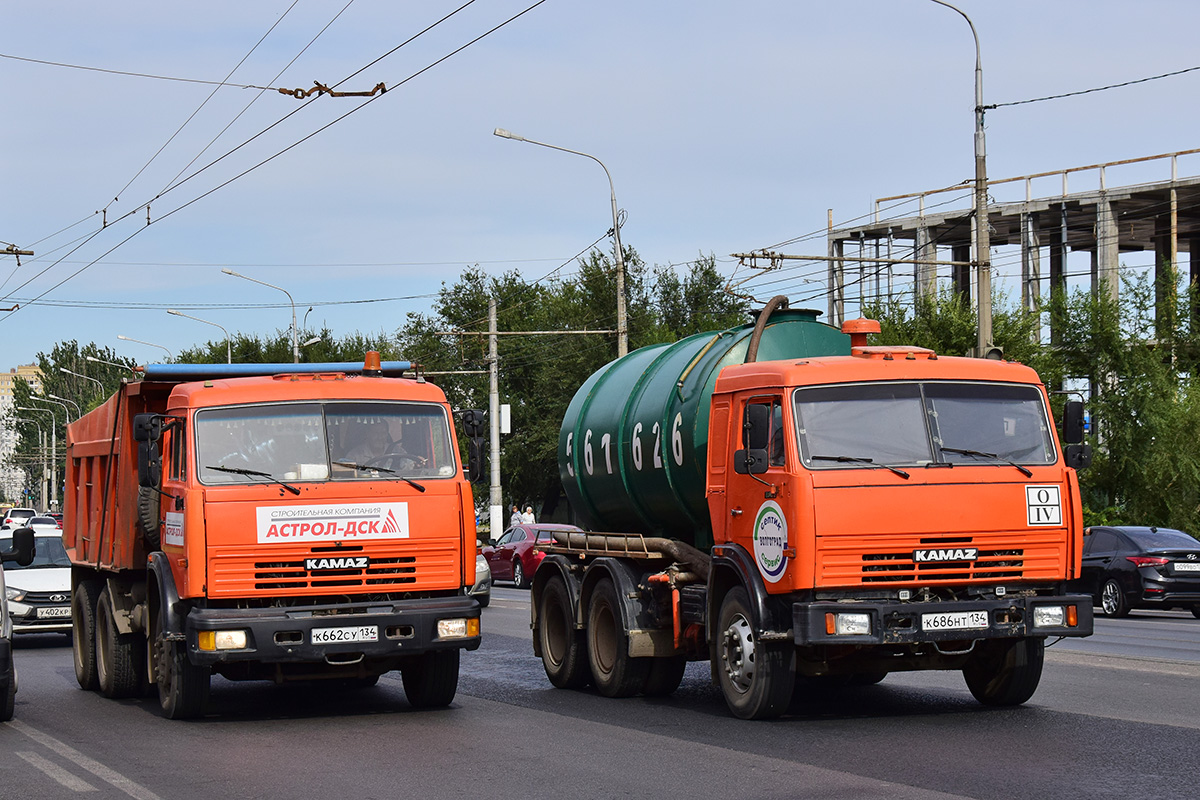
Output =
[{"x1": 559, "y1": 307, "x2": 849, "y2": 550}]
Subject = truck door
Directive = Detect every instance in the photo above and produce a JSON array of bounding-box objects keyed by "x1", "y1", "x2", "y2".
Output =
[{"x1": 727, "y1": 395, "x2": 792, "y2": 586}]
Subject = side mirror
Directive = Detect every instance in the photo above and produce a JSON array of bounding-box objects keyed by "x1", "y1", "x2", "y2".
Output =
[
  {"x1": 734, "y1": 448, "x2": 769, "y2": 475},
  {"x1": 460, "y1": 409, "x2": 486, "y2": 439},
  {"x1": 1065, "y1": 443, "x2": 1093, "y2": 471},
  {"x1": 133, "y1": 413, "x2": 162, "y2": 443},
  {"x1": 742, "y1": 403, "x2": 770, "y2": 450},
  {"x1": 467, "y1": 437, "x2": 487, "y2": 483},
  {"x1": 1, "y1": 526, "x2": 36, "y2": 567},
  {"x1": 1063, "y1": 401, "x2": 1086, "y2": 444}
]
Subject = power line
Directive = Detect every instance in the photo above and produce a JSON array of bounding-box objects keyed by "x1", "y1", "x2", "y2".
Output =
[{"x1": 987, "y1": 65, "x2": 1200, "y2": 109}]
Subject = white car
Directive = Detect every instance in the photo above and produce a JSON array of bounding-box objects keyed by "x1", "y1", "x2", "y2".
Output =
[
  {"x1": 1, "y1": 527, "x2": 72, "y2": 635},
  {"x1": 0, "y1": 508, "x2": 36, "y2": 532}
]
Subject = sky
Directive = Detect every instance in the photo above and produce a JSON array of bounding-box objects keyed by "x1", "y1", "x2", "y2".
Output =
[{"x1": 2, "y1": 0, "x2": 1199, "y2": 371}]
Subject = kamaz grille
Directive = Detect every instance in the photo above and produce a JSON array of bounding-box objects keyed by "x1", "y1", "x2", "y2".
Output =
[
  {"x1": 208, "y1": 542, "x2": 462, "y2": 596},
  {"x1": 818, "y1": 532, "x2": 1067, "y2": 586}
]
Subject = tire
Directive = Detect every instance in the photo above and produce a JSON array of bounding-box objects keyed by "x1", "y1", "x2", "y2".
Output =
[
  {"x1": 1100, "y1": 578, "x2": 1130, "y2": 617},
  {"x1": 138, "y1": 486, "x2": 161, "y2": 550},
  {"x1": 642, "y1": 656, "x2": 687, "y2": 697},
  {"x1": 155, "y1": 635, "x2": 209, "y2": 720},
  {"x1": 963, "y1": 636, "x2": 1045, "y2": 706},
  {"x1": 715, "y1": 587, "x2": 793, "y2": 719},
  {"x1": 1, "y1": 661, "x2": 15, "y2": 722},
  {"x1": 401, "y1": 650, "x2": 459, "y2": 708},
  {"x1": 476, "y1": 592, "x2": 490, "y2": 608},
  {"x1": 538, "y1": 576, "x2": 589, "y2": 690},
  {"x1": 1192, "y1": 606, "x2": 1200, "y2": 620},
  {"x1": 850, "y1": 671, "x2": 888, "y2": 686},
  {"x1": 512, "y1": 559, "x2": 528, "y2": 589},
  {"x1": 586, "y1": 578, "x2": 649, "y2": 697},
  {"x1": 96, "y1": 591, "x2": 144, "y2": 699},
  {"x1": 72, "y1": 580, "x2": 102, "y2": 691}
]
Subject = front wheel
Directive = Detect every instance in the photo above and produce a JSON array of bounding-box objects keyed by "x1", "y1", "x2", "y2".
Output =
[
  {"x1": 155, "y1": 636, "x2": 209, "y2": 719},
  {"x1": 1191, "y1": 606, "x2": 1200, "y2": 620},
  {"x1": 1100, "y1": 578, "x2": 1130, "y2": 617},
  {"x1": 401, "y1": 650, "x2": 459, "y2": 708},
  {"x1": 716, "y1": 587, "x2": 793, "y2": 719},
  {"x1": 1, "y1": 661, "x2": 15, "y2": 722},
  {"x1": 963, "y1": 637, "x2": 1044, "y2": 706}
]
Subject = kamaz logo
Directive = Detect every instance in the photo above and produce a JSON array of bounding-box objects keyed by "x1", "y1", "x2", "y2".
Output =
[
  {"x1": 305, "y1": 556, "x2": 369, "y2": 571},
  {"x1": 913, "y1": 547, "x2": 978, "y2": 563}
]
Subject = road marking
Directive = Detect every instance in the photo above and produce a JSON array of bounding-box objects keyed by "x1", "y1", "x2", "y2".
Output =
[
  {"x1": 9, "y1": 720, "x2": 163, "y2": 800},
  {"x1": 16, "y1": 751, "x2": 98, "y2": 792}
]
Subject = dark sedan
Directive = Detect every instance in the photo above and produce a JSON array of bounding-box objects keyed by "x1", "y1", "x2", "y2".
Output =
[
  {"x1": 482, "y1": 523, "x2": 579, "y2": 589},
  {"x1": 1072, "y1": 526, "x2": 1200, "y2": 617}
]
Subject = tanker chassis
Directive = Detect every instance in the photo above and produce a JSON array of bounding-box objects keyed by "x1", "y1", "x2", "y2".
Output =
[{"x1": 533, "y1": 300, "x2": 1094, "y2": 719}]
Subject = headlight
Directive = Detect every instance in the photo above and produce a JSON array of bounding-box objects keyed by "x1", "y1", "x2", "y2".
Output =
[
  {"x1": 437, "y1": 617, "x2": 480, "y2": 639},
  {"x1": 198, "y1": 630, "x2": 249, "y2": 650},
  {"x1": 1032, "y1": 605, "x2": 1065, "y2": 628},
  {"x1": 5, "y1": 586, "x2": 24, "y2": 602},
  {"x1": 825, "y1": 611, "x2": 871, "y2": 636}
]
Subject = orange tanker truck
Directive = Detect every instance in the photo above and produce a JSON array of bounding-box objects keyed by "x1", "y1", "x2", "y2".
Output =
[
  {"x1": 533, "y1": 299, "x2": 1094, "y2": 719},
  {"x1": 64, "y1": 353, "x2": 483, "y2": 718}
]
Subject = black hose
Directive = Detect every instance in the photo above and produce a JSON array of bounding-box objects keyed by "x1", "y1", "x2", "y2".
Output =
[{"x1": 745, "y1": 295, "x2": 790, "y2": 363}]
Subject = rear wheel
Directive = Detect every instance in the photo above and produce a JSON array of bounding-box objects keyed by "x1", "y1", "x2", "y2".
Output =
[
  {"x1": 96, "y1": 592, "x2": 144, "y2": 698},
  {"x1": 401, "y1": 650, "x2": 459, "y2": 708},
  {"x1": 1192, "y1": 606, "x2": 1200, "y2": 620},
  {"x1": 72, "y1": 580, "x2": 102, "y2": 690},
  {"x1": 586, "y1": 578, "x2": 649, "y2": 697},
  {"x1": 512, "y1": 560, "x2": 528, "y2": 589},
  {"x1": 716, "y1": 587, "x2": 793, "y2": 719},
  {"x1": 1100, "y1": 578, "x2": 1130, "y2": 617},
  {"x1": 538, "y1": 576, "x2": 589, "y2": 689},
  {"x1": 963, "y1": 637, "x2": 1044, "y2": 706},
  {"x1": 642, "y1": 656, "x2": 687, "y2": 696}
]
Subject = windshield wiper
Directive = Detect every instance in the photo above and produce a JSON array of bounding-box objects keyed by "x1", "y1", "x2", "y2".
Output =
[
  {"x1": 811, "y1": 455, "x2": 910, "y2": 479},
  {"x1": 205, "y1": 464, "x2": 301, "y2": 495},
  {"x1": 938, "y1": 446, "x2": 1033, "y2": 478},
  {"x1": 332, "y1": 461, "x2": 426, "y2": 493}
]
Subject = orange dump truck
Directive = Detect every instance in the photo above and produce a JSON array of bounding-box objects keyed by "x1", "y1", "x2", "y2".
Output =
[
  {"x1": 535, "y1": 300, "x2": 1094, "y2": 718},
  {"x1": 64, "y1": 355, "x2": 482, "y2": 718}
]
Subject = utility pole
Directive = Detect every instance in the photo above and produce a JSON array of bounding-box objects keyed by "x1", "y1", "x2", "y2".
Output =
[{"x1": 487, "y1": 298, "x2": 502, "y2": 541}]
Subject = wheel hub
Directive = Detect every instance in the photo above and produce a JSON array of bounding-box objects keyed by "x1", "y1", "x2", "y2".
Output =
[{"x1": 721, "y1": 613, "x2": 756, "y2": 693}]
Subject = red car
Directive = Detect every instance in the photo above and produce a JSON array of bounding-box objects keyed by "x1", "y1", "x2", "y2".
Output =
[{"x1": 483, "y1": 523, "x2": 579, "y2": 589}]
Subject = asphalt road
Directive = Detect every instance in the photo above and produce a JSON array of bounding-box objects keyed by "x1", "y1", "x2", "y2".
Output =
[{"x1": 3, "y1": 588, "x2": 1199, "y2": 800}]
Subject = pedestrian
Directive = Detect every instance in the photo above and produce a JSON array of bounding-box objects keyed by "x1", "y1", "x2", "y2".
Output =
[
  {"x1": 509, "y1": 505, "x2": 522, "y2": 527},
  {"x1": 521, "y1": 505, "x2": 535, "y2": 524}
]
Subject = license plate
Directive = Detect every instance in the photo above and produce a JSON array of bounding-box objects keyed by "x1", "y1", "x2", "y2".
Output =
[
  {"x1": 1173, "y1": 562, "x2": 1200, "y2": 572},
  {"x1": 921, "y1": 610, "x2": 989, "y2": 632},
  {"x1": 311, "y1": 625, "x2": 377, "y2": 644},
  {"x1": 36, "y1": 606, "x2": 71, "y2": 619}
]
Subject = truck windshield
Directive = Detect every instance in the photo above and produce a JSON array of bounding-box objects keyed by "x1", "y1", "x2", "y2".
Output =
[
  {"x1": 794, "y1": 381, "x2": 1055, "y2": 470},
  {"x1": 195, "y1": 401, "x2": 456, "y2": 485}
]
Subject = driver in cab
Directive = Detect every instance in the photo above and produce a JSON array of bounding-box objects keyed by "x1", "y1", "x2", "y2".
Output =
[{"x1": 337, "y1": 419, "x2": 422, "y2": 474}]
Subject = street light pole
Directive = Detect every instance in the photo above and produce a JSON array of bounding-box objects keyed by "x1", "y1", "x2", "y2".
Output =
[
  {"x1": 13, "y1": 418, "x2": 45, "y2": 510},
  {"x1": 86, "y1": 355, "x2": 140, "y2": 375},
  {"x1": 60, "y1": 367, "x2": 104, "y2": 396},
  {"x1": 168, "y1": 308, "x2": 232, "y2": 363},
  {"x1": 930, "y1": 0, "x2": 992, "y2": 356},
  {"x1": 17, "y1": 406, "x2": 54, "y2": 510},
  {"x1": 118, "y1": 335, "x2": 174, "y2": 362},
  {"x1": 47, "y1": 394, "x2": 81, "y2": 420},
  {"x1": 494, "y1": 128, "x2": 628, "y2": 357},
  {"x1": 222, "y1": 268, "x2": 298, "y2": 363}
]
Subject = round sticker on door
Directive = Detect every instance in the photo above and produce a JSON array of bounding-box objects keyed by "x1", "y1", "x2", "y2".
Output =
[{"x1": 753, "y1": 500, "x2": 788, "y2": 583}]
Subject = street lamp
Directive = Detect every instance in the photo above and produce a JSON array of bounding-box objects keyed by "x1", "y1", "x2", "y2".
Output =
[
  {"x1": 12, "y1": 417, "x2": 46, "y2": 510},
  {"x1": 494, "y1": 127, "x2": 628, "y2": 357},
  {"x1": 48, "y1": 394, "x2": 81, "y2": 420},
  {"x1": 86, "y1": 355, "x2": 140, "y2": 375},
  {"x1": 118, "y1": 335, "x2": 174, "y2": 362},
  {"x1": 222, "y1": 268, "x2": 298, "y2": 363},
  {"x1": 16, "y1": 406, "x2": 55, "y2": 510},
  {"x1": 929, "y1": 0, "x2": 992, "y2": 356},
  {"x1": 168, "y1": 308, "x2": 232, "y2": 363},
  {"x1": 60, "y1": 367, "x2": 104, "y2": 395}
]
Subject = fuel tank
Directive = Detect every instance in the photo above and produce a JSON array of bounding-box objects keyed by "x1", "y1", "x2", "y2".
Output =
[{"x1": 559, "y1": 307, "x2": 847, "y2": 549}]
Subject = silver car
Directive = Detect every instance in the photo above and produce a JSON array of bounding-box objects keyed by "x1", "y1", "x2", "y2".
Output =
[{"x1": 469, "y1": 552, "x2": 491, "y2": 608}]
